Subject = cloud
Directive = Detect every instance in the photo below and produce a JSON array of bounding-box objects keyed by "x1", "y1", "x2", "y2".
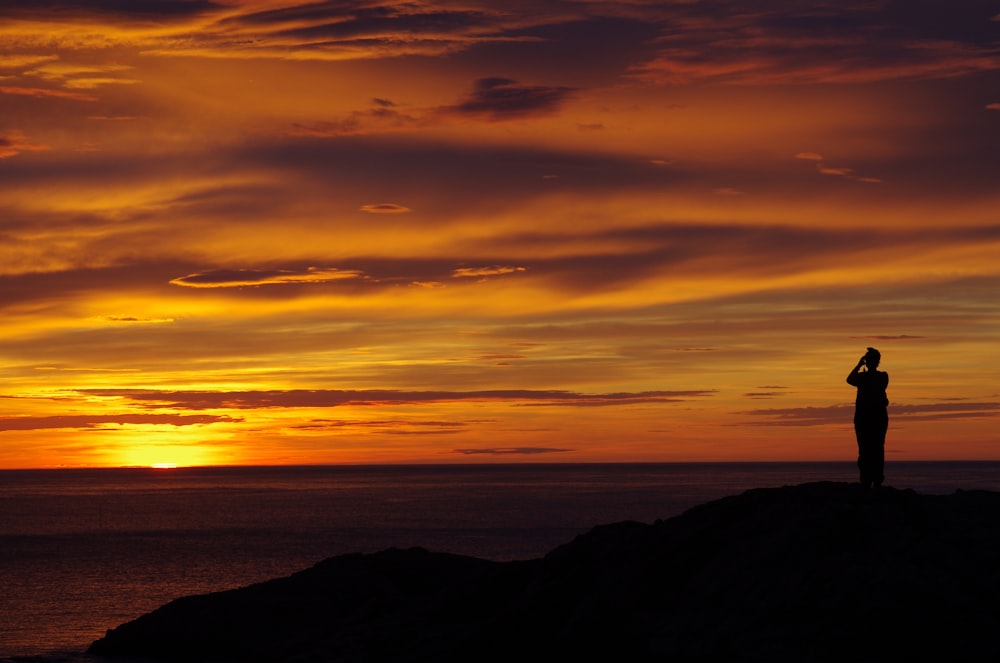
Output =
[
  {"x1": 63, "y1": 77, "x2": 141, "y2": 90},
  {"x1": 289, "y1": 76, "x2": 578, "y2": 137},
  {"x1": 191, "y1": 135, "x2": 686, "y2": 218},
  {"x1": 232, "y1": 1, "x2": 501, "y2": 44},
  {"x1": 359, "y1": 203, "x2": 411, "y2": 214},
  {"x1": 0, "y1": 54, "x2": 59, "y2": 69},
  {"x1": 890, "y1": 403, "x2": 1000, "y2": 422},
  {"x1": 0, "y1": 413, "x2": 239, "y2": 432},
  {"x1": 442, "y1": 77, "x2": 576, "y2": 120},
  {"x1": 135, "y1": 2, "x2": 532, "y2": 61},
  {"x1": 796, "y1": 152, "x2": 881, "y2": 183},
  {"x1": 0, "y1": 130, "x2": 50, "y2": 159},
  {"x1": 169, "y1": 267, "x2": 366, "y2": 288},
  {"x1": 81, "y1": 388, "x2": 715, "y2": 410},
  {"x1": 988, "y1": 103, "x2": 1000, "y2": 110},
  {"x1": 286, "y1": 77, "x2": 577, "y2": 136},
  {"x1": 88, "y1": 115, "x2": 139, "y2": 121},
  {"x1": 630, "y1": 2, "x2": 1000, "y2": 85},
  {"x1": 0, "y1": 85, "x2": 97, "y2": 102},
  {"x1": 26, "y1": 62, "x2": 139, "y2": 90},
  {"x1": 103, "y1": 315, "x2": 175, "y2": 323},
  {"x1": 13, "y1": 202, "x2": 993, "y2": 312},
  {"x1": 292, "y1": 418, "x2": 476, "y2": 435},
  {"x1": 850, "y1": 335, "x2": 927, "y2": 341},
  {"x1": 159, "y1": 260, "x2": 529, "y2": 293},
  {"x1": 741, "y1": 402, "x2": 1000, "y2": 426},
  {"x1": 5, "y1": 133, "x2": 999, "y2": 307},
  {"x1": 0, "y1": 0, "x2": 224, "y2": 19},
  {"x1": 452, "y1": 447, "x2": 574, "y2": 455},
  {"x1": 5, "y1": 1, "x2": 997, "y2": 84},
  {"x1": 459, "y1": 222, "x2": 876, "y2": 293},
  {"x1": 289, "y1": 103, "x2": 420, "y2": 136},
  {"x1": 221, "y1": 1, "x2": 493, "y2": 33},
  {"x1": 452, "y1": 266, "x2": 526, "y2": 278}
]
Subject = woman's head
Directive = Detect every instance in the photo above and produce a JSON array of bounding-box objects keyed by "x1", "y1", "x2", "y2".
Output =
[{"x1": 865, "y1": 347, "x2": 881, "y2": 368}]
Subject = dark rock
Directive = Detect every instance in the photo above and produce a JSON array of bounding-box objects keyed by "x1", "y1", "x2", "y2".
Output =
[
  {"x1": 88, "y1": 482, "x2": 1000, "y2": 662},
  {"x1": 88, "y1": 546, "x2": 535, "y2": 662}
]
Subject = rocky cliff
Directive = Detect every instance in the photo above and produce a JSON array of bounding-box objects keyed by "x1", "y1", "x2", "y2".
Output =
[{"x1": 89, "y1": 482, "x2": 1000, "y2": 661}]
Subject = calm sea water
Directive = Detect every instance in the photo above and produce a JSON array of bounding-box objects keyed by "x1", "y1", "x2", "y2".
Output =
[{"x1": 3, "y1": 461, "x2": 1000, "y2": 660}]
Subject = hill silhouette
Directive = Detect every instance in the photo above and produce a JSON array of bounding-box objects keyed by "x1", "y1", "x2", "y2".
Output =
[{"x1": 89, "y1": 482, "x2": 1000, "y2": 662}]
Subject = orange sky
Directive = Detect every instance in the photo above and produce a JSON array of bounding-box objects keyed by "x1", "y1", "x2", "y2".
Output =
[{"x1": 1, "y1": 1, "x2": 999, "y2": 468}]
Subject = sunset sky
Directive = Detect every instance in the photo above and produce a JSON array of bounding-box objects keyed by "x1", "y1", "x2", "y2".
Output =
[{"x1": 2, "y1": 1, "x2": 998, "y2": 468}]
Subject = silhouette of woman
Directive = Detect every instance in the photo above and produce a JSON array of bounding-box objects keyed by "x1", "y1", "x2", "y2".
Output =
[{"x1": 846, "y1": 347, "x2": 889, "y2": 488}]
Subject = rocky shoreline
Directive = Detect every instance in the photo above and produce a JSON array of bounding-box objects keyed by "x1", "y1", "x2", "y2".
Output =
[{"x1": 89, "y1": 482, "x2": 1000, "y2": 661}]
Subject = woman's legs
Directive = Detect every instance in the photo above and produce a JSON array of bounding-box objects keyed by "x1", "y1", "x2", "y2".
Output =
[{"x1": 855, "y1": 413, "x2": 887, "y2": 488}]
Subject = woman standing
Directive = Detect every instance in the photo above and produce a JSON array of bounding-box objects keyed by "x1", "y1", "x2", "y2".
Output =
[{"x1": 846, "y1": 347, "x2": 889, "y2": 488}]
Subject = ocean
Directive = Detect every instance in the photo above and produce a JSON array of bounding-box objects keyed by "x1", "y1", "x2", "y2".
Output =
[{"x1": 3, "y1": 461, "x2": 1000, "y2": 661}]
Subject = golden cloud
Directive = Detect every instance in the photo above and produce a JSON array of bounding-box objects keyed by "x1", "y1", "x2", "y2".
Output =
[
  {"x1": 0, "y1": 85, "x2": 96, "y2": 101},
  {"x1": 0, "y1": 130, "x2": 50, "y2": 158},
  {"x1": 170, "y1": 267, "x2": 365, "y2": 288},
  {"x1": 359, "y1": 203, "x2": 412, "y2": 214},
  {"x1": 452, "y1": 266, "x2": 526, "y2": 278}
]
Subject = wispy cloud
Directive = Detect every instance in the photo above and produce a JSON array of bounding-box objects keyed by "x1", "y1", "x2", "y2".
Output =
[
  {"x1": 742, "y1": 402, "x2": 1000, "y2": 427},
  {"x1": 103, "y1": 315, "x2": 175, "y2": 324},
  {"x1": 795, "y1": 152, "x2": 881, "y2": 183},
  {"x1": 292, "y1": 418, "x2": 477, "y2": 436},
  {"x1": 452, "y1": 266, "x2": 526, "y2": 279},
  {"x1": 289, "y1": 102, "x2": 421, "y2": 136},
  {"x1": 26, "y1": 62, "x2": 139, "y2": 90},
  {"x1": 452, "y1": 447, "x2": 574, "y2": 455},
  {"x1": 285, "y1": 77, "x2": 576, "y2": 137},
  {"x1": 631, "y1": 1, "x2": 1000, "y2": 85},
  {"x1": 0, "y1": 85, "x2": 96, "y2": 102},
  {"x1": 0, "y1": 130, "x2": 49, "y2": 158},
  {"x1": 0, "y1": 54, "x2": 59, "y2": 69},
  {"x1": 82, "y1": 388, "x2": 715, "y2": 411},
  {"x1": 359, "y1": 203, "x2": 411, "y2": 214},
  {"x1": 0, "y1": 413, "x2": 239, "y2": 432},
  {"x1": 134, "y1": 1, "x2": 538, "y2": 61},
  {"x1": 170, "y1": 267, "x2": 366, "y2": 288},
  {"x1": 441, "y1": 77, "x2": 576, "y2": 120},
  {"x1": 850, "y1": 335, "x2": 928, "y2": 341}
]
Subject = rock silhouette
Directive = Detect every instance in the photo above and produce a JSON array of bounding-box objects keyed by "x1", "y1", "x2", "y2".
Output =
[{"x1": 89, "y1": 482, "x2": 1000, "y2": 662}]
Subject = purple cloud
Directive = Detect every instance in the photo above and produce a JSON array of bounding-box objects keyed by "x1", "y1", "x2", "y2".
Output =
[
  {"x1": 452, "y1": 447, "x2": 574, "y2": 455},
  {"x1": 444, "y1": 77, "x2": 576, "y2": 120},
  {"x1": 170, "y1": 267, "x2": 364, "y2": 288},
  {"x1": 0, "y1": 413, "x2": 240, "y2": 432}
]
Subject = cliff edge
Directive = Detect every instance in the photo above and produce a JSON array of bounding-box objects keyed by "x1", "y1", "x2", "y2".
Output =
[{"x1": 89, "y1": 482, "x2": 1000, "y2": 661}]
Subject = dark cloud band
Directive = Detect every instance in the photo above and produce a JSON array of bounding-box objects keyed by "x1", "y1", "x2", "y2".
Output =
[
  {"x1": 0, "y1": 413, "x2": 239, "y2": 432},
  {"x1": 82, "y1": 388, "x2": 715, "y2": 410}
]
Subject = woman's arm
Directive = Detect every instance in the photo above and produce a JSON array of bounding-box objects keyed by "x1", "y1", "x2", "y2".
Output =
[{"x1": 846, "y1": 357, "x2": 866, "y2": 385}]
